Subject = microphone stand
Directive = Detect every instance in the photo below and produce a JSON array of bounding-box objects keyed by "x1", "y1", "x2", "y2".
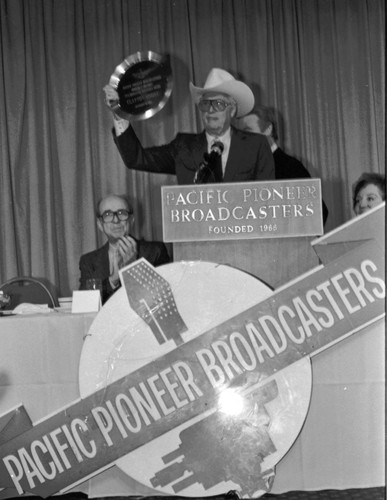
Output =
[{"x1": 194, "y1": 141, "x2": 224, "y2": 184}]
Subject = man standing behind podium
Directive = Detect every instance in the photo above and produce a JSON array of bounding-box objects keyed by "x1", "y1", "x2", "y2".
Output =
[
  {"x1": 79, "y1": 194, "x2": 170, "y2": 303},
  {"x1": 103, "y1": 68, "x2": 274, "y2": 184}
]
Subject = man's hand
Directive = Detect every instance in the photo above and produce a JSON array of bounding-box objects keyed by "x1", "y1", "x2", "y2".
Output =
[
  {"x1": 117, "y1": 235, "x2": 138, "y2": 266},
  {"x1": 103, "y1": 84, "x2": 119, "y2": 108},
  {"x1": 109, "y1": 236, "x2": 138, "y2": 289},
  {"x1": 103, "y1": 84, "x2": 130, "y2": 135}
]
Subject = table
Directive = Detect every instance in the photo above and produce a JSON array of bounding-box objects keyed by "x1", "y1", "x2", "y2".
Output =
[
  {"x1": 0, "y1": 311, "x2": 96, "y2": 423},
  {"x1": 0, "y1": 311, "x2": 384, "y2": 497}
]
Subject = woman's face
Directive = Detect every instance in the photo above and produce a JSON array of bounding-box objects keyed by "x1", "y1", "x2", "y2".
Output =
[{"x1": 354, "y1": 183, "x2": 384, "y2": 215}]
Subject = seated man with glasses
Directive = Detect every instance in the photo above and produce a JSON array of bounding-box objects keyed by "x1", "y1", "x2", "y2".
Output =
[
  {"x1": 103, "y1": 68, "x2": 274, "y2": 184},
  {"x1": 79, "y1": 194, "x2": 170, "y2": 303}
]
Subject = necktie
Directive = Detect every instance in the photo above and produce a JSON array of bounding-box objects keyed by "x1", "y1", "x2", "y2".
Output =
[
  {"x1": 110, "y1": 248, "x2": 123, "y2": 277},
  {"x1": 211, "y1": 140, "x2": 224, "y2": 182}
]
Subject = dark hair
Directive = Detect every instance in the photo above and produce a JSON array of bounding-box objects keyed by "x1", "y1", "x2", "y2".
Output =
[
  {"x1": 249, "y1": 105, "x2": 279, "y2": 141},
  {"x1": 352, "y1": 173, "x2": 386, "y2": 209},
  {"x1": 96, "y1": 194, "x2": 133, "y2": 217}
]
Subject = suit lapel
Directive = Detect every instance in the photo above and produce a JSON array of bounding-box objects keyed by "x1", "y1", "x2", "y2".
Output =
[
  {"x1": 95, "y1": 242, "x2": 110, "y2": 277},
  {"x1": 192, "y1": 132, "x2": 207, "y2": 170},
  {"x1": 223, "y1": 127, "x2": 244, "y2": 182}
]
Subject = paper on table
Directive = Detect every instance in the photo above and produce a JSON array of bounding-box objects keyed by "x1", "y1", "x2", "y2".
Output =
[
  {"x1": 12, "y1": 303, "x2": 53, "y2": 315},
  {"x1": 72, "y1": 290, "x2": 101, "y2": 313}
]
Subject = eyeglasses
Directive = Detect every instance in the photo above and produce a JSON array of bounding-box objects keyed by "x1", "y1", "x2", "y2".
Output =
[
  {"x1": 99, "y1": 209, "x2": 132, "y2": 223},
  {"x1": 198, "y1": 99, "x2": 231, "y2": 112}
]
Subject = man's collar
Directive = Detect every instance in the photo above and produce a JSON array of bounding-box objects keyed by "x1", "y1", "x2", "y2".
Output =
[{"x1": 205, "y1": 127, "x2": 232, "y2": 143}]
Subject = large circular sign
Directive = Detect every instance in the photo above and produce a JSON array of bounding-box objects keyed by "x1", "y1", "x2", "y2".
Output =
[
  {"x1": 109, "y1": 51, "x2": 173, "y2": 121},
  {"x1": 79, "y1": 261, "x2": 312, "y2": 497}
]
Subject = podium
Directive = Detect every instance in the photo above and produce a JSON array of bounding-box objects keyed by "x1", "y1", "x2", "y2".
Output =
[
  {"x1": 162, "y1": 180, "x2": 324, "y2": 289},
  {"x1": 173, "y1": 237, "x2": 319, "y2": 290}
]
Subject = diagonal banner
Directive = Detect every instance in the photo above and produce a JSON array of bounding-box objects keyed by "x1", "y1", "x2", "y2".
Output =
[{"x1": 0, "y1": 239, "x2": 384, "y2": 498}]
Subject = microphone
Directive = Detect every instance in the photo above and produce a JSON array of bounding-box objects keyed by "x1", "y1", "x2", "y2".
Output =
[
  {"x1": 194, "y1": 141, "x2": 224, "y2": 184},
  {"x1": 204, "y1": 140, "x2": 224, "y2": 164}
]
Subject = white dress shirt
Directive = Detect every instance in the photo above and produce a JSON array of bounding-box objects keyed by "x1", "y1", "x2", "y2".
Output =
[{"x1": 205, "y1": 128, "x2": 232, "y2": 175}]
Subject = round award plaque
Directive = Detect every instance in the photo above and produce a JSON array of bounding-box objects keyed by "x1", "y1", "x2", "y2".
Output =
[
  {"x1": 109, "y1": 50, "x2": 173, "y2": 120},
  {"x1": 79, "y1": 261, "x2": 312, "y2": 498}
]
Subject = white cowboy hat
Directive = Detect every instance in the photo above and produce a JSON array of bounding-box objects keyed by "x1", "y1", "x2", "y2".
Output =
[{"x1": 189, "y1": 68, "x2": 254, "y2": 118}]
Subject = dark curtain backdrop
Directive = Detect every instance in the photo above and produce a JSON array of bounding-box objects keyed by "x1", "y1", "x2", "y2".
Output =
[{"x1": 0, "y1": 0, "x2": 385, "y2": 297}]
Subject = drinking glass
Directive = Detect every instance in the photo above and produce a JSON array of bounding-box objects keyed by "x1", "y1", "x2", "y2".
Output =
[{"x1": 85, "y1": 279, "x2": 102, "y2": 292}]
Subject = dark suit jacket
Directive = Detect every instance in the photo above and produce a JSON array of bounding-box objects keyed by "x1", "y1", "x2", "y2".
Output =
[
  {"x1": 114, "y1": 125, "x2": 275, "y2": 184},
  {"x1": 79, "y1": 239, "x2": 170, "y2": 303},
  {"x1": 274, "y1": 147, "x2": 329, "y2": 225},
  {"x1": 274, "y1": 147, "x2": 312, "y2": 180}
]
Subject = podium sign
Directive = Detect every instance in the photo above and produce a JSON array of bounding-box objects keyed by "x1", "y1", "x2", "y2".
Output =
[{"x1": 162, "y1": 179, "x2": 323, "y2": 243}]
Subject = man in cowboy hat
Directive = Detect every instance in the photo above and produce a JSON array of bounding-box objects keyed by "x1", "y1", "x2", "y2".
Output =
[{"x1": 103, "y1": 68, "x2": 274, "y2": 184}]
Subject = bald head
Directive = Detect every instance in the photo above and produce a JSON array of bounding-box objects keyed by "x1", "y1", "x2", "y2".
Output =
[{"x1": 96, "y1": 194, "x2": 132, "y2": 217}]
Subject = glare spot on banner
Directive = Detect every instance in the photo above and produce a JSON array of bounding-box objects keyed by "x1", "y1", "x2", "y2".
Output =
[{"x1": 218, "y1": 388, "x2": 245, "y2": 415}]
